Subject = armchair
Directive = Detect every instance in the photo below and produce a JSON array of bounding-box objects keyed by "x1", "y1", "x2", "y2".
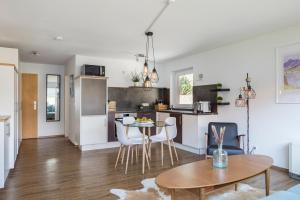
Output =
[{"x1": 205, "y1": 122, "x2": 245, "y2": 159}]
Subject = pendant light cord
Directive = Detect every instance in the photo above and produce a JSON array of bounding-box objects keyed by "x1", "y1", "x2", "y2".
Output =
[{"x1": 151, "y1": 35, "x2": 156, "y2": 68}]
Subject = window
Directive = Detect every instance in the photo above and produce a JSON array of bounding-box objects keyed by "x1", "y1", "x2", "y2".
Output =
[{"x1": 174, "y1": 69, "x2": 193, "y2": 106}]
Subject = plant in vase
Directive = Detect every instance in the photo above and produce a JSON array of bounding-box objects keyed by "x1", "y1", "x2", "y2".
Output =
[
  {"x1": 211, "y1": 125, "x2": 228, "y2": 168},
  {"x1": 217, "y1": 96, "x2": 223, "y2": 103},
  {"x1": 130, "y1": 71, "x2": 141, "y2": 87},
  {"x1": 216, "y1": 83, "x2": 222, "y2": 89}
]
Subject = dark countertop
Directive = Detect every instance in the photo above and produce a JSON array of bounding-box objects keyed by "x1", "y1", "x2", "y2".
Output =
[
  {"x1": 157, "y1": 110, "x2": 218, "y2": 116},
  {"x1": 111, "y1": 108, "x2": 217, "y2": 115}
]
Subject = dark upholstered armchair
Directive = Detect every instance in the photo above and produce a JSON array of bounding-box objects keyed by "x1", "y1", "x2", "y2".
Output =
[{"x1": 205, "y1": 122, "x2": 245, "y2": 158}]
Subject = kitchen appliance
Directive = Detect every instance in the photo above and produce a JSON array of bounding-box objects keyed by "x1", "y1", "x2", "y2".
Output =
[
  {"x1": 199, "y1": 101, "x2": 211, "y2": 113},
  {"x1": 81, "y1": 64, "x2": 105, "y2": 76}
]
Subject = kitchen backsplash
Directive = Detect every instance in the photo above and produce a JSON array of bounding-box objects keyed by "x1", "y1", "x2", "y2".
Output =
[{"x1": 108, "y1": 87, "x2": 169, "y2": 111}]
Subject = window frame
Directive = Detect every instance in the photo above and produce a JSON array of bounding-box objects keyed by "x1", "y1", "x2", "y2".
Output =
[{"x1": 173, "y1": 68, "x2": 194, "y2": 108}]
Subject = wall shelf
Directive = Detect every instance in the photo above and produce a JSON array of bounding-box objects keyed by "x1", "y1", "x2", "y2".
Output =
[
  {"x1": 217, "y1": 102, "x2": 230, "y2": 105},
  {"x1": 211, "y1": 88, "x2": 230, "y2": 92}
]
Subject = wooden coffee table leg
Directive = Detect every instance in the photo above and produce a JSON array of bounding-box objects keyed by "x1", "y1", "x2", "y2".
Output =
[
  {"x1": 265, "y1": 168, "x2": 270, "y2": 196},
  {"x1": 235, "y1": 183, "x2": 238, "y2": 191},
  {"x1": 170, "y1": 189, "x2": 175, "y2": 200},
  {"x1": 199, "y1": 188, "x2": 205, "y2": 200}
]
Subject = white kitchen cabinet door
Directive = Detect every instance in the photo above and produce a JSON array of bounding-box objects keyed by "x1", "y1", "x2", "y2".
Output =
[
  {"x1": 156, "y1": 112, "x2": 170, "y2": 134},
  {"x1": 182, "y1": 115, "x2": 199, "y2": 149},
  {"x1": 80, "y1": 115, "x2": 107, "y2": 145}
]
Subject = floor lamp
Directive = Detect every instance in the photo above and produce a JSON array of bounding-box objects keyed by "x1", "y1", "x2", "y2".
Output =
[{"x1": 235, "y1": 73, "x2": 256, "y2": 154}]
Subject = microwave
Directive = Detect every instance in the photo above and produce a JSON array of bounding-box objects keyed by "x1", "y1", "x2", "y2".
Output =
[{"x1": 81, "y1": 64, "x2": 105, "y2": 76}]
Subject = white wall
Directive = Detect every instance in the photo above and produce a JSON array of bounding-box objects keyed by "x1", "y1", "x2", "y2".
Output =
[
  {"x1": 158, "y1": 26, "x2": 300, "y2": 168},
  {"x1": 21, "y1": 62, "x2": 65, "y2": 137}
]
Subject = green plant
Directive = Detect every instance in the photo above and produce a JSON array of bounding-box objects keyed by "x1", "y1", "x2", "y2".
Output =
[
  {"x1": 179, "y1": 76, "x2": 192, "y2": 95},
  {"x1": 130, "y1": 71, "x2": 141, "y2": 82},
  {"x1": 217, "y1": 96, "x2": 223, "y2": 102},
  {"x1": 216, "y1": 83, "x2": 222, "y2": 88}
]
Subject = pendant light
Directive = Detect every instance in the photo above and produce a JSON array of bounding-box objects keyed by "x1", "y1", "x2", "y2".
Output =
[
  {"x1": 143, "y1": 34, "x2": 149, "y2": 77},
  {"x1": 143, "y1": 32, "x2": 159, "y2": 87},
  {"x1": 150, "y1": 32, "x2": 159, "y2": 83}
]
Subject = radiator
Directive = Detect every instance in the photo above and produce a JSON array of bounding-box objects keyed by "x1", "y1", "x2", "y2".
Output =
[{"x1": 289, "y1": 143, "x2": 300, "y2": 180}]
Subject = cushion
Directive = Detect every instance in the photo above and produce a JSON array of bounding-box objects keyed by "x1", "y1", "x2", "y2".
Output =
[
  {"x1": 259, "y1": 191, "x2": 300, "y2": 200},
  {"x1": 207, "y1": 145, "x2": 244, "y2": 155}
]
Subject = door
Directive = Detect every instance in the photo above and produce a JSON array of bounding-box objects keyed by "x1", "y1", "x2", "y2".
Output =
[
  {"x1": 22, "y1": 73, "x2": 38, "y2": 139},
  {"x1": 170, "y1": 113, "x2": 182, "y2": 144}
]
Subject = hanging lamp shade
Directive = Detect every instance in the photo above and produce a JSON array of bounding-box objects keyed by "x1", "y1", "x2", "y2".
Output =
[
  {"x1": 143, "y1": 61, "x2": 149, "y2": 77},
  {"x1": 243, "y1": 86, "x2": 256, "y2": 99},
  {"x1": 235, "y1": 94, "x2": 246, "y2": 107},
  {"x1": 144, "y1": 75, "x2": 152, "y2": 87},
  {"x1": 150, "y1": 67, "x2": 159, "y2": 83}
]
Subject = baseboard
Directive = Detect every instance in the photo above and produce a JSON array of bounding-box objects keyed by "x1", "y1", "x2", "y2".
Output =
[
  {"x1": 80, "y1": 142, "x2": 120, "y2": 151},
  {"x1": 37, "y1": 134, "x2": 64, "y2": 139},
  {"x1": 170, "y1": 142, "x2": 205, "y2": 155},
  {"x1": 271, "y1": 165, "x2": 289, "y2": 173}
]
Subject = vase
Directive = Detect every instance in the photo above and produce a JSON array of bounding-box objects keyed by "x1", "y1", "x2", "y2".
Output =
[
  {"x1": 133, "y1": 82, "x2": 139, "y2": 87},
  {"x1": 213, "y1": 146, "x2": 228, "y2": 168}
]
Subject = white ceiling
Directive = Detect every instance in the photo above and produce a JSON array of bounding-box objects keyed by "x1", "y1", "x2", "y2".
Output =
[{"x1": 1, "y1": 0, "x2": 300, "y2": 65}]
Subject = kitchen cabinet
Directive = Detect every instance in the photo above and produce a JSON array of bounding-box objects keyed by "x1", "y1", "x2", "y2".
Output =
[
  {"x1": 169, "y1": 113, "x2": 182, "y2": 144},
  {"x1": 182, "y1": 115, "x2": 199, "y2": 148},
  {"x1": 0, "y1": 117, "x2": 10, "y2": 188},
  {"x1": 108, "y1": 112, "x2": 117, "y2": 142}
]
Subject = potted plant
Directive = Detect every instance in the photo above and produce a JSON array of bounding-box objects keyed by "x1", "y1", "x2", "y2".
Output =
[
  {"x1": 217, "y1": 96, "x2": 223, "y2": 103},
  {"x1": 130, "y1": 71, "x2": 141, "y2": 87},
  {"x1": 216, "y1": 83, "x2": 222, "y2": 89}
]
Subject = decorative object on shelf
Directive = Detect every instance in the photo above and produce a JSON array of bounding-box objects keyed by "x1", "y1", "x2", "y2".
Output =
[
  {"x1": 142, "y1": 32, "x2": 159, "y2": 87},
  {"x1": 217, "y1": 96, "x2": 223, "y2": 103},
  {"x1": 130, "y1": 71, "x2": 141, "y2": 87},
  {"x1": 211, "y1": 125, "x2": 228, "y2": 168},
  {"x1": 276, "y1": 43, "x2": 300, "y2": 103},
  {"x1": 216, "y1": 83, "x2": 222, "y2": 89},
  {"x1": 235, "y1": 73, "x2": 256, "y2": 154}
]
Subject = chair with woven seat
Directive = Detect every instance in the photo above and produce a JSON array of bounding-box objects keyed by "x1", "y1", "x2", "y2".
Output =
[{"x1": 205, "y1": 122, "x2": 245, "y2": 159}]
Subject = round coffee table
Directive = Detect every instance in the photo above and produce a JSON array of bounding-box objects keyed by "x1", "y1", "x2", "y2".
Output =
[{"x1": 156, "y1": 155, "x2": 273, "y2": 200}]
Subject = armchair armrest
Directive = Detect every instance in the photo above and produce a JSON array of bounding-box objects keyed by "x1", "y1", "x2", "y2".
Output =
[{"x1": 236, "y1": 134, "x2": 245, "y2": 151}]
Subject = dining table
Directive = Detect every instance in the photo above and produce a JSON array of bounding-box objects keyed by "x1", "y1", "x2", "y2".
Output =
[{"x1": 123, "y1": 120, "x2": 171, "y2": 174}]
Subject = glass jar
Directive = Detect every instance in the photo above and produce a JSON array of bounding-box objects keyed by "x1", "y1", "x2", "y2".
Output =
[{"x1": 213, "y1": 147, "x2": 228, "y2": 168}]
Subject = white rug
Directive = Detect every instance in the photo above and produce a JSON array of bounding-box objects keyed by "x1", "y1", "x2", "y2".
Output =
[{"x1": 110, "y1": 178, "x2": 271, "y2": 200}]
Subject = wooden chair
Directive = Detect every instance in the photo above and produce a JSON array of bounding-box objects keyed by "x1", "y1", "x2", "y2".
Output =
[{"x1": 205, "y1": 122, "x2": 245, "y2": 159}]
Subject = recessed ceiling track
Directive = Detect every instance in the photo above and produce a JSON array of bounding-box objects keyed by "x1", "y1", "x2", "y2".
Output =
[{"x1": 144, "y1": 0, "x2": 175, "y2": 33}]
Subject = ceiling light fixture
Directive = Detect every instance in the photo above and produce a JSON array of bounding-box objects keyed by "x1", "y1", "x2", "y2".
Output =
[
  {"x1": 54, "y1": 36, "x2": 64, "y2": 41},
  {"x1": 31, "y1": 51, "x2": 40, "y2": 56},
  {"x1": 143, "y1": 31, "x2": 159, "y2": 87}
]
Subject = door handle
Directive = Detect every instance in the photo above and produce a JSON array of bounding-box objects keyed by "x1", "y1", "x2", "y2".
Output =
[{"x1": 33, "y1": 101, "x2": 37, "y2": 110}]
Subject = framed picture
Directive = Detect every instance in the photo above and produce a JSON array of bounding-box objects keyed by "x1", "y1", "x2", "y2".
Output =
[{"x1": 276, "y1": 42, "x2": 300, "y2": 103}]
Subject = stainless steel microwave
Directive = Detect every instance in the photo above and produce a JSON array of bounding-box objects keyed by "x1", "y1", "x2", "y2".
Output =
[{"x1": 81, "y1": 64, "x2": 105, "y2": 76}]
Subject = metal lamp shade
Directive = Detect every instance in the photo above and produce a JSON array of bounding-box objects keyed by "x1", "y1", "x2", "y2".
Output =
[{"x1": 235, "y1": 94, "x2": 246, "y2": 107}]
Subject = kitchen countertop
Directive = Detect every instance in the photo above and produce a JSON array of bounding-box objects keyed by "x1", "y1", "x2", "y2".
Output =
[
  {"x1": 0, "y1": 115, "x2": 10, "y2": 122},
  {"x1": 110, "y1": 109, "x2": 217, "y2": 115},
  {"x1": 157, "y1": 110, "x2": 218, "y2": 115}
]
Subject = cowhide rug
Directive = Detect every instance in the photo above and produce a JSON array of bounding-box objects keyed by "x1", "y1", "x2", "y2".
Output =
[{"x1": 110, "y1": 178, "x2": 273, "y2": 200}]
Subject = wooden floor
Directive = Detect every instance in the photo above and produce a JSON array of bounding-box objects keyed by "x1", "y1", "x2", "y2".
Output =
[{"x1": 0, "y1": 137, "x2": 299, "y2": 200}]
